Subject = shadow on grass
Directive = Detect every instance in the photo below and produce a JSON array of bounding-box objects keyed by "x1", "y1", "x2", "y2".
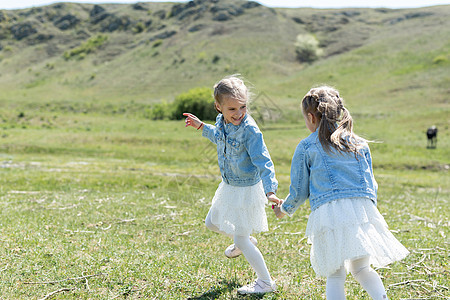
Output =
[{"x1": 187, "y1": 279, "x2": 268, "y2": 299}]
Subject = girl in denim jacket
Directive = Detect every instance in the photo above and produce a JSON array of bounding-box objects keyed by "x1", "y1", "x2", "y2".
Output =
[
  {"x1": 272, "y1": 86, "x2": 409, "y2": 299},
  {"x1": 183, "y1": 75, "x2": 279, "y2": 295}
]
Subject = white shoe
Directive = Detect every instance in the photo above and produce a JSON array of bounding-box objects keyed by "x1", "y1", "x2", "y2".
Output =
[
  {"x1": 237, "y1": 279, "x2": 277, "y2": 294},
  {"x1": 224, "y1": 236, "x2": 257, "y2": 258}
]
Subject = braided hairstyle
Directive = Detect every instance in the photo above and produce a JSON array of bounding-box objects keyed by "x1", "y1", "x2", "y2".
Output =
[{"x1": 302, "y1": 86, "x2": 366, "y2": 155}]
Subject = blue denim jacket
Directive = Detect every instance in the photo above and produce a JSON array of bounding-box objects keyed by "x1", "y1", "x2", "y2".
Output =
[
  {"x1": 281, "y1": 130, "x2": 378, "y2": 216},
  {"x1": 202, "y1": 114, "x2": 278, "y2": 195}
]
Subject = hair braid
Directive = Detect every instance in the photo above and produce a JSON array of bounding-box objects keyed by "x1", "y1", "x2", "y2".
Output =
[{"x1": 302, "y1": 86, "x2": 366, "y2": 155}]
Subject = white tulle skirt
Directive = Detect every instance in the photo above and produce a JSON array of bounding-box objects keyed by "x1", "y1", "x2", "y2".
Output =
[
  {"x1": 305, "y1": 197, "x2": 409, "y2": 277},
  {"x1": 207, "y1": 180, "x2": 269, "y2": 236}
]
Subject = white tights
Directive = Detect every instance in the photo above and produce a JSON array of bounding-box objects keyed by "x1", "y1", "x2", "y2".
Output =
[
  {"x1": 205, "y1": 212, "x2": 271, "y2": 283},
  {"x1": 326, "y1": 256, "x2": 388, "y2": 300}
]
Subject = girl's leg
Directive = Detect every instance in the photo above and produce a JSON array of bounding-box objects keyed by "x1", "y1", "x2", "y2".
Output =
[
  {"x1": 349, "y1": 256, "x2": 388, "y2": 300},
  {"x1": 326, "y1": 266, "x2": 346, "y2": 300},
  {"x1": 234, "y1": 235, "x2": 271, "y2": 283},
  {"x1": 205, "y1": 210, "x2": 232, "y2": 238}
]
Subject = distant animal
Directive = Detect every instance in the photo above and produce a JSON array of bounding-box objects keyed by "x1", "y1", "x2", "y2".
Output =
[{"x1": 426, "y1": 126, "x2": 438, "y2": 148}]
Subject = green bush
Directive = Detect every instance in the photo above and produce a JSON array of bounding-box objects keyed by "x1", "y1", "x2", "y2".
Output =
[
  {"x1": 63, "y1": 34, "x2": 108, "y2": 60},
  {"x1": 433, "y1": 55, "x2": 448, "y2": 65},
  {"x1": 171, "y1": 87, "x2": 216, "y2": 121},
  {"x1": 153, "y1": 39, "x2": 163, "y2": 48},
  {"x1": 294, "y1": 34, "x2": 323, "y2": 63},
  {"x1": 150, "y1": 101, "x2": 171, "y2": 120},
  {"x1": 133, "y1": 22, "x2": 145, "y2": 34}
]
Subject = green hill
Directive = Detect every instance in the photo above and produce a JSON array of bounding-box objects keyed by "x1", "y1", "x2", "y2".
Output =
[
  {"x1": 0, "y1": 1, "x2": 448, "y2": 100},
  {"x1": 0, "y1": 0, "x2": 449, "y2": 147}
]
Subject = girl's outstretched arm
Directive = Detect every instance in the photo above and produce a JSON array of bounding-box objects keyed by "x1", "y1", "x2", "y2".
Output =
[
  {"x1": 183, "y1": 113, "x2": 204, "y2": 130},
  {"x1": 184, "y1": 113, "x2": 219, "y2": 145}
]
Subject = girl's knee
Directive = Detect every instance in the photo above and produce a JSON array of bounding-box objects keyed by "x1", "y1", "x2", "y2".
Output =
[
  {"x1": 350, "y1": 265, "x2": 371, "y2": 278},
  {"x1": 349, "y1": 256, "x2": 371, "y2": 275}
]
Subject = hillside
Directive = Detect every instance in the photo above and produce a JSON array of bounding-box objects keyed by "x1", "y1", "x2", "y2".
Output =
[
  {"x1": 0, "y1": 0, "x2": 448, "y2": 105},
  {"x1": 4, "y1": 0, "x2": 301, "y2": 105},
  {"x1": 0, "y1": 0, "x2": 449, "y2": 150}
]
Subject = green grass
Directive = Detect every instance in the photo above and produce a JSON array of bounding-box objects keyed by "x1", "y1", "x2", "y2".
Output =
[{"x1": 0, "y1": 116, "x2": 448, "y2": 299}]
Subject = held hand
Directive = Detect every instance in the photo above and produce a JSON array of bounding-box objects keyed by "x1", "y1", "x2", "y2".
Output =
[
  {"x1": 267, "y1": 193, "x2": 286, "y2": 219},
  {"x1": 183, "y1": 113, "x2": 204, "y2": 130},
  {"x1": 267, "y1": 193, "x2": 281, "y2": 205},
  {"x1": 273, "y1": 204, "x2": 286, "y2": 219}
]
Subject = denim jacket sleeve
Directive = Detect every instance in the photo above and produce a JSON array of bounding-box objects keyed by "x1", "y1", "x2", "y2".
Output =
[
  {"x1": 364, "y1": 145, "x2": 378, "y2": 193},
  {"x1": 281, "y1": 142, "x2": 310, "y2": 217},
  {"x1": 245, "y1": 126, "x2": 278, "y2": 195},
  {"x1": 201, "y1": 123, "x2": 218, "y2": 145}
]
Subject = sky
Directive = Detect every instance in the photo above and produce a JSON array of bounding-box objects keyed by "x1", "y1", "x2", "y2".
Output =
[{"x1": 1, "y1": 0, "x2": 449, "y2": 10}]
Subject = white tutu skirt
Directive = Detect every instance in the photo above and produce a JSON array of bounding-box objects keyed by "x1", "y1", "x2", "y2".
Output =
[
  {"x1": 306, "y1": 197, "x2": 409, "y2": 277},
  {"x1": 207, "y1": 180, "x2": 268, "y2": 236}
]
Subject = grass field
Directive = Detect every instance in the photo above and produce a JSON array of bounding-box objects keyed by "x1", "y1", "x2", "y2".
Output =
[{"x1": 0, "y1": 113, "x2": 448, "y2": 299}]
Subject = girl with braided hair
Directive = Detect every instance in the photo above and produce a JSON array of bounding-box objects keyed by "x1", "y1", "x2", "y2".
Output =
[{"x1": 271, "y1": 86, "x2": 409, "y2": 299}]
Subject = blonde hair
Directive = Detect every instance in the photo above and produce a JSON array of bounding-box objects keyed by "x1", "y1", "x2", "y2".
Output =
[
  {"x1": 302, "y1": 86, "x2": 366, "y2": 155},
  {"x1": 213, "y1": 75, "x2": 249, "y2": 104}
]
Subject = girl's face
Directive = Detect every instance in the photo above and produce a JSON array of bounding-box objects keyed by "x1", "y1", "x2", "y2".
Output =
[{"x1": 216, "y1": 96, "x2": 247, "y2": 126}]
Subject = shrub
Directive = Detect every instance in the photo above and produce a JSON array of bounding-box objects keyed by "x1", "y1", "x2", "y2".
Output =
[
  {"x1": 150, "y1": 101, "x2": 171, "y2": 120},
  {"x1": 3, "y1": 45, "x2": 13, "y2": 52},
  {"x1": 171, "y1": 87, "x2": 216, "y2": 121},
  {"x1": 133, "y1": 22, "x2": 145, "y2": 34},
  {"x1": 197, "y1": 51, "x2": 207, "y2": 62},
  {"x1": 433, "y1": 55, "x2": 448, "y2": 65},
  {"x1": 294, "y1": 34, "x2": 323, "y2": 63},
  {"x1": 63, "y1": 34, "x2": 108, "y2": 60},
  {"x1": 212, "y1": 55, "x2": 220, "y2": 64},
  {"x1": 153, "y1": 39, "x2": 163, "y2": 48}
]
